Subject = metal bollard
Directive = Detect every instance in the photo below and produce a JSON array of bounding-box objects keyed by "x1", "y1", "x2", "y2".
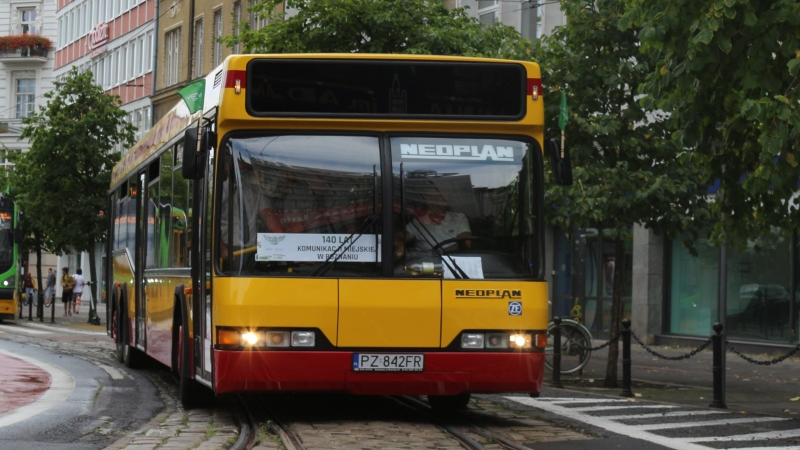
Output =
[
  {"x1": 710, "y1": 322, "x2": 727, "y2": 408},
  {"x1": 37, "y1": 291, "x2": 44, "y2": 322},
  {"x1": 551, "y1": 316, "x2": 563, "y2": 388},
  {"x1": 620, "y1": 319, "x2": 633, "y2": 397}
]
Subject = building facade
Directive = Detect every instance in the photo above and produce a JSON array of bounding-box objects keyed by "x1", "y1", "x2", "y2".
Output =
[
  {"x1": 0, "y1": 0, "x2": 59, "y2": 279},
  {"x1": 0, "y1": 0, "x2": 57, "y2": 171},
  {"x1": 152, "y1": 0, "x2": 253, "y2": 123},
  {"x1": 52, "y1": 0, "x2": 156, "y2": 293}
]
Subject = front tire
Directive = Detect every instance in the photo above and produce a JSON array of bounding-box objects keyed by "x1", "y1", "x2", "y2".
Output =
[{"x1": 177, "y1": 323, "x2": 211, "y2": 409}]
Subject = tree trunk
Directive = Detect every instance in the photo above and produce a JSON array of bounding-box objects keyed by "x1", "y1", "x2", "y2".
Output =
[
  {"x1": 35, "y1": 241, "x2": 43, "y2": 320},
  {"x1": 603, "y1": 238, "x2": 625, "y2": 388},
  {"x1": 87, "y1": 240, "x2": 99, "y2": 324}
]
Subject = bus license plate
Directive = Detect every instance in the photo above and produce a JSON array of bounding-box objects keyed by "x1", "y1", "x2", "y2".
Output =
[{"x1": 353, "y1": 353, "x2": 424, "y2": 372}]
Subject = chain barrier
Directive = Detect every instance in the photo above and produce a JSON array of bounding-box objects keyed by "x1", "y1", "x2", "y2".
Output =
[
  {"x1": 570, "y1": 332, "x2": 621, "y2": 352},
  {"x1": 725, "y1": 339, "x2": 800, "y2": 366},
  {"x1": 630, "y1": 330, "x2": 712, "y2": 361}
]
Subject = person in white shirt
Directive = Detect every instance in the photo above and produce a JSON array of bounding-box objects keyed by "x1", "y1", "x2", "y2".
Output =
[
  {"x1": 403, "y1": 204, "x2": 472, "y2": 253},
  {"x1": 72, "y1": 268, "x2": 85, "y2": 314}
]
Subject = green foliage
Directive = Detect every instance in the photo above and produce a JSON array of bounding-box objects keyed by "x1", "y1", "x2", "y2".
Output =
[
  {"x1": 535, "y1": 0, "x2": 712, "y2": 386},
  {"x1": 624, "y1": 0, "x2": 800, "y2": 243},
  {"x1": 224, "y1": 0, "x2": 531, "y2": 59},
  {"x1": 536, "y1": 0, "x2": 710, "y2": 244},
  {"x1": 12, "y1": 67, "x2": 135, "y2": 256}
]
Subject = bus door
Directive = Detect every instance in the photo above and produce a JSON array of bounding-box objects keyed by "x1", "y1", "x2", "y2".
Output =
[
  {"x1": 133, "y1": 171, "x2": 148, "y2": 351},
  {"x1": 191, "y1": 127, "x2": 215, "y2": 385}
]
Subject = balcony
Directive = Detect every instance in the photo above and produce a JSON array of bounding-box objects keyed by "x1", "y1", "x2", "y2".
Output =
[{"x1": 0, "y1": 35, "x2": 51, "y2": 65}]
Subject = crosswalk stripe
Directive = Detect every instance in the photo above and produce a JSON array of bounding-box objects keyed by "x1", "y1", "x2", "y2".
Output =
[
  {"x1": 571, "y1": 404, "x2": 676, "y2": 412},
  {"x1": 537, "y1": 398, "x2": 631, "y2": 404},
  {"x1": 638, "y1": 416, "x2": 788, "y2": 431},
  {"x1": 604, "y1": 410, "x2": 728, "y2": 420},
  {"x1": 507, "y1": 395, "x2": 800, "y2": 450},
  {"x1": 506, "y1": 396, "x2": 710, "y2": 450},
  {"x1": 682, "y1": 427, "x2": 800, "y2": 443}
]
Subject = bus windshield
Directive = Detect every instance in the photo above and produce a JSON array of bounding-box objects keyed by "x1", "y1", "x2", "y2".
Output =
[{"x1": 216, "y1": 133, "x2": 541, "y2": 279}]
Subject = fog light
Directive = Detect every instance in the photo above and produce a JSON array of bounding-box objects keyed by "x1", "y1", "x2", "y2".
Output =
[
  {"x1": 291, "y1": 331, "x2": 315, "y2": 347},
  {"x1": 486, "y1": 332, "x2": 509, "y2": 349},
  {"x1": 266, "y1": 331, "x2": 290, "y2": 347},
  {"x1": 461, "y1": 333, "x2": 485, "y2": 349}
]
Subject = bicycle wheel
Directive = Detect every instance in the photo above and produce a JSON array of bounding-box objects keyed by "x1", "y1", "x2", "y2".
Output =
[{"x1": 544, "y1": 320, "x2": 592, "y2": 375}]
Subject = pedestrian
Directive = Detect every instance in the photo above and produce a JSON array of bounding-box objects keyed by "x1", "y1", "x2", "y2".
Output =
[
  {"x1": 23, "y1": 272, "x2": 36, "y2": 307},
  {"x1": 44, "y1": 268, "x2": 55, "y2": 307},
  {"x1": 72, "y1": 268, "x2": 85, "y2": 314},
  {"x1": 60, "y1": 267, "x2": 75, "y2": 317}
]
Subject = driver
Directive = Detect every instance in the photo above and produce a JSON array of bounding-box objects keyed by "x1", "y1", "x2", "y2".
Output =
[{"x1": 402, "y1": 203, "x2": 472, "y2": 253}]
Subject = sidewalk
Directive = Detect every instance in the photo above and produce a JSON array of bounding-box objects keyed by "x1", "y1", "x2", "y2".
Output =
[
  {"x1": 17, "y1": 295, "x2": 107, "y2": 333},
  {"x1": 547, "y1": 337, "x2": 800, "y2": 417}
]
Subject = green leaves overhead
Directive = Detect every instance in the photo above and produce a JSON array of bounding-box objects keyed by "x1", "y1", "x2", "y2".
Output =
[
  {"x1": 626, "y1": 0, "x2": 800, "y2": 242},
  {"x1": 537, "y1": 0, "x2": 708, "y2": 241},
  {"x1": 223, "y1": 0, "x2": 531, "y2": 59},
  {"x1": 13, "y1": 67, "x2": 135, "y2": 256}
]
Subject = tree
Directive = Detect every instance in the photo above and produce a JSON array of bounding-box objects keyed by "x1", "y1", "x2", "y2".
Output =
[
  {"x1": 223, "y1": 0, "x2": 531, "y2": 59},
  {"x1": 15, "y1": 67, "x2": 136, "y2": 322},
  {"x1": 534, "y1": 0, "x2": 710, "y2": 386},
  {"x1": 622, "y1": 0, "x2": 800, "y2": 243}
]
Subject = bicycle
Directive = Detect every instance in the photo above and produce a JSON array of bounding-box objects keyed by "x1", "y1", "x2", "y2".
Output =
[{"x1": 544, "y1": 317, "x2": 593, "y2": 375}]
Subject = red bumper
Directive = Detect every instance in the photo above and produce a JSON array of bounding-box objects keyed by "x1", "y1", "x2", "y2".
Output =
[{"x1": 213, "y1": 350, "x2": 543, "y2": 396}]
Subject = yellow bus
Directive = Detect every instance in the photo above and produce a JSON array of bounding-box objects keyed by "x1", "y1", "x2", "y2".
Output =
[{"x1": 106, "y1": 54, "x2": 571, "y2": 408}]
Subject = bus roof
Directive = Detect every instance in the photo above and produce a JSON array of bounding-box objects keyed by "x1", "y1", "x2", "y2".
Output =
[{"x1": 111, "y1": 54, "x2": 541, "y2": 189}]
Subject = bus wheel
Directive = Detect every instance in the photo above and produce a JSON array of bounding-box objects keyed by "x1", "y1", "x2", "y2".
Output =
[
  {"x1": 123, "y1": 342, "x2": 142, "y2": 368},
  {"x1": 177, "y1": 324, "x2": 209, "y2": 409},
  {"x1": 112, "y1": 308, "x2": 124, "y2": 363},
  {"x1": 427, "y1": 393, "x2": 471, "y2": 410}
]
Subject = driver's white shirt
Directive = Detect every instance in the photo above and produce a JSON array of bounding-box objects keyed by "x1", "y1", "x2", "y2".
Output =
[{"x1": 406, "y1": 211, "x2": 470, "y2": 250}]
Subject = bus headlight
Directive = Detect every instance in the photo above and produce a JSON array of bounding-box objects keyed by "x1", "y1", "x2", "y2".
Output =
[
  {"x1": 291, "y1": 331, "x2": 315, "y2": 347},
  {"x1": 509, "y1": 333, "x2": 533, "y2": 349},
  {"x1": 217, "y1": 328, "x2": 317, "y2": 349},
  {"x1": 241, "y1": 331, "x2": 265, "y2": 346},
  {"x1": 461, "y1": 333, "x2": 485, "y2": 349},
  {"x1": 460, "y1": 331, "x2": 535, "y2": 350}
]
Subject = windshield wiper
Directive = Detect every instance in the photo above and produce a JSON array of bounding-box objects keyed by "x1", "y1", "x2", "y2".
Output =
[
  {"x1": 403, "y1": 216, "x2": 469, "y2": 279},
  {"x1": 311, "y1": 165, "x2": 380, "y2": 277},
  {"x1": 398, "y1": 164, "x2": 468, "y2": 279}
]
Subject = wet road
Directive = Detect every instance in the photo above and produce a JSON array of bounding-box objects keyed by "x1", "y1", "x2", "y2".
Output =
[{"x1": 0, "y1": 322, "x2": 163, "y2": 450}]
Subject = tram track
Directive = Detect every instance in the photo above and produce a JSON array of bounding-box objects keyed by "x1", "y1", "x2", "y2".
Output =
[
  {"x1": 233, "y1": 392, "x2": 545, "y2": 450},
  {"x1": 389, "y1": 395, "x2": 532, "y2": 450}
]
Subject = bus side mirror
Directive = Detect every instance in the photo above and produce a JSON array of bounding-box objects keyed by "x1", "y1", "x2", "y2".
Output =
[
  {"x1": 14, "y1": 227, "x2": 22, "y2": 244},
  {"x1": 182, "y1": 126, "x2": 213, "y2": 180},
  {"x1": 547, "y1": 138, "x2": 573, "y2": 186}
]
